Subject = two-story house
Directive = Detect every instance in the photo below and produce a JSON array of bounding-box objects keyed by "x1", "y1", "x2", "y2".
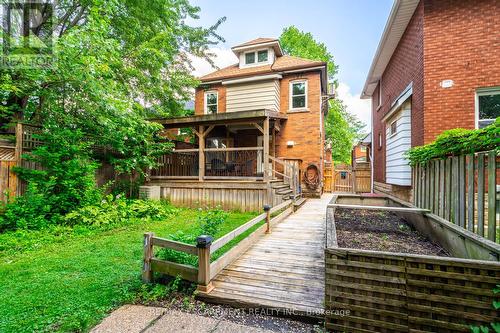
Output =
[
  {"x1": 147, "y1": 38, "x2": 330, "y2": 211},
  {"x1": 362, "y1": 0, "x2": 500, "y2": 202}
]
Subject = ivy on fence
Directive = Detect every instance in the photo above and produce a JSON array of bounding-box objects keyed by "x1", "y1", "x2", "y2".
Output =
[{"x1": 405, "y1": 118, "x2": 500, "y2": 166}]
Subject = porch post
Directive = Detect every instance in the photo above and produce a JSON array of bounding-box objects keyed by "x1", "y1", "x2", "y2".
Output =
[
  {"x1": 198, "y1": 126, "x2": 205, "y2": 181},
  {"x1": 263, "y1": 117, "x2": 270, "y2": 182}
]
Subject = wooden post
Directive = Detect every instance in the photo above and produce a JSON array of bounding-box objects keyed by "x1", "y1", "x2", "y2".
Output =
[
  {"x1": 487, "y1": 151, "x2": 496, "y2": 242},
  {"x1": 15, "y1": 123, "x2": 22, "y2": 196},
  {"x1": 142, "y1": 232, "x2": 154, "y2": 283},
  {"x1": 198, "y1": 126, "x2": 205, "y2": 181},
  {"x1": 196, "y1": 235, "x2": 213, "y2": 293},
  {"x1": 263, "y1": 117, "x2": 270, "y2": 182},
  {"x1": 264, "y1": 204, "x2": 271, "y2": 234}
]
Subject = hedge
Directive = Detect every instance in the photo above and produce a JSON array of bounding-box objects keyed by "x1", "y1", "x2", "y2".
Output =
[{"x1": 405, "y1": 118, "x2": 499, "y2": 166}]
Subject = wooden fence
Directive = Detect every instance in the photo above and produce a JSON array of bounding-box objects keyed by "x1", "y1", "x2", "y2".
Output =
[
  {"x1": 142, "y1": 200, "x2": 294, "y2": 291},
  {"x1": 413, "y1": 150, "x2": 499, "y2": 243},
  {"x1": 325, "y1": 248, "x2": 500, "y2": 333}
]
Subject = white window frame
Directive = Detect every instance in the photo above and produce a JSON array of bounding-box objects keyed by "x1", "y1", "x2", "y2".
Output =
[
  {"x1": 204, "y1": 91, "x2": 218, "y2": 114},
  {"x1": 475, "y1": 87, "x2": 500, "y2": 129},
  {"x1": 389, "y1": 119, "x2": 398, "y2": 138},
  {"x1": 257, "y1": 49, "x2": 268, "y2": 63},
  {"x1": 240, "y1": 48, "x2": 273, "y2": 68},
  {"x1": 289, "y1": 80, "x2": 308, "y2": 111}
]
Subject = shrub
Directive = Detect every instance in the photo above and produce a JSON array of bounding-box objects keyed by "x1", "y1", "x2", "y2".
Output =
[
  {"x1": 159, "y1": 207, "x2": 228, "y2": 266},
  {"x1": 405, "y1": 119, "x2": 500, "y2": 166},
  {"x1": 63, "y1": 195, "x2": 176, "y2": 229}
]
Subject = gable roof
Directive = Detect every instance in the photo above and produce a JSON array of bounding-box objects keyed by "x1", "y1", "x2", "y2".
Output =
[
  {"x1": 232, "y1": 38, "x2": 278, "y2": 48},
  {"x1": 361, "y1": 0, "x2": 420, "y2": 99},
  {"x1": 199, "y1": 55, "x2": 326, "y2": 82}
]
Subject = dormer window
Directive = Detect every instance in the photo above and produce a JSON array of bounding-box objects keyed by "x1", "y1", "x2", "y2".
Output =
[
  {"x1": 245, "y1": 52, "x2": 255, "y2": 65},
  {"x1": 257, "y1": 50, "x2": 268, "y2": 62},
  {"x1": 244, "y1": 49, "x2": 269, "y2": 65}
]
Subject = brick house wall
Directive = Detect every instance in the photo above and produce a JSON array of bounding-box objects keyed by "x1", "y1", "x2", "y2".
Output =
[
  {"x1": 371, "y1": 0, "x2": 499, "y2": 202},
  {"x1": 277, "y1": 71, "x2": 324, "y2": 196},
  {"x1": 372, "y1": 1, "x2": 424, "y2": 184},
  {"x1": 194, "y1": 71, "x2": 325, "y2": 196},
  {"x1": 422, "y1": 0, "x2": 500, "y2": 143}
]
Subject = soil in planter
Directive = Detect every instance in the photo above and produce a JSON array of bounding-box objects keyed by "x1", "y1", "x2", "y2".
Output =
[{"x1": 335, "y1": 209, "x2": 449, "y2": 256}]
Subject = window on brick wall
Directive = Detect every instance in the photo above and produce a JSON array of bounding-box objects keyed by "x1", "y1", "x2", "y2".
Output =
[
  {"x1": 204, "y1": 91, "x2": 218, "y2": 114},
  {"x1": 378, "y1": 132, "x2": 382, "y2": 149},
  {"x1": 290, "y1": 80, "x2": 307, "y2": 110},
  {"x1": 377, "y1": 80, "x2": 382, "y2": 108},
  {"x1": 476, "y1": 88, "x2": 500, "y2": 128}
]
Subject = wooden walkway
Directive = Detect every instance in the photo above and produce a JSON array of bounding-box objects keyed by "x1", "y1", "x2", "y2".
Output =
[{"x1": 201, "y1": 194, "x2": 333, "y2": 316}]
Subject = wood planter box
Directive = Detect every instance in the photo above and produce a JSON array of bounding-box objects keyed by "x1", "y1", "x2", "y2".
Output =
[{"x1": 324, "y1": 194, "x2": 500, "y2": 333}]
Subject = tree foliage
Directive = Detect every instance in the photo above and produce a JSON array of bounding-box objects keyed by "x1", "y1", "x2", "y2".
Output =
[
  {"x1": 0, "y1": 1, "x2": 224, "y2": 229},
  {"x1": 405, "y1": 119, "x2": 500, "y2": 166},
  {"x1": 279, "y1": 26, "x2": 364, "y2": 163}
]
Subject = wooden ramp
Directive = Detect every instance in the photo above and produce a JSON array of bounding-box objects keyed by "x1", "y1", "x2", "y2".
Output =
[{"x1": 200, "y1": 195, "x2": 333, "y2": 317}]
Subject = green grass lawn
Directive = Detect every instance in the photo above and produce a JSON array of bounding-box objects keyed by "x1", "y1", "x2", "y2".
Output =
[{"x1": 0, "y1": 208, "x2": 257, "y2": 333}]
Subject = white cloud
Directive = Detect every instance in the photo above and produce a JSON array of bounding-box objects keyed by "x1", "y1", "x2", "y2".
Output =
[
  {"x1": 337, "y1": 82, "x2": 371, "y2": 132},
  {"x1": 189, "y1": 47, "x2": 237, "y2": 77}
]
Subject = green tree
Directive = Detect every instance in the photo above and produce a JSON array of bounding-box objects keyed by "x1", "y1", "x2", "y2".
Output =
[
  {"x1": 0, "y1": 1, "x2": 224, "y2": 228},
  {"x1": 279, "y1": 26, "x2": 364, "y2": 163}
]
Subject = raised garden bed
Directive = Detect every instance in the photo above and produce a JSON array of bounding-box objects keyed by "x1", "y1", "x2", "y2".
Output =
[
  {"x1": 324, "y1": 194, "x2": 500, "y2": 333},
  {"x1": 335, "y1": 208, "x2": 449, "y2": 256}
]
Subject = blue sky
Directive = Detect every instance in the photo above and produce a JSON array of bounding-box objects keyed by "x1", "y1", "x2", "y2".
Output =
[{"x1": 189, "y1": 0, "x2": 394, "y2": 129}]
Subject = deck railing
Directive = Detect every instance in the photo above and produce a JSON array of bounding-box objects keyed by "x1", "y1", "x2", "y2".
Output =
[
  {"x1": 204, "y1": 147, "x2": 262, "y2": 178},
  {"x1": 413, "y1": 150, "x2": 499, "y2": 243},
  {"x1": 150, "y1": 149, "x2": 199, "y2": 178},
  {"x1": 142, "y1": 200, "x2": 294, "y2": 291}
]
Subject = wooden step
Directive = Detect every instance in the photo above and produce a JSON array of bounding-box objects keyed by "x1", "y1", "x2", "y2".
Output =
[
  {"x1": 272, "y1": 184, "x2": 290, "y2": 190},
  {"x1": 276, "y1": 189, "x2": 293, "y2": 195},
  {"x1": 294, "y1": 197, "x2": 307, "y2": 209}
]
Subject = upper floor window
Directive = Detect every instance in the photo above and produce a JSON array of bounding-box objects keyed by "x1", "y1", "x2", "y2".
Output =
[
  {"x1": 245, "y1": 52, "x2": 255, "y2": 65},
  {"x1": 204, "y1": 91, "x2": 218, "y2": 114},
  {"x1": 476, "y1": 88, "x2": 500, "y2": 128},
  {"x1": 360, "y1": 146, "x2": 367, "y2": 153},
  {"x1": 377, "y1": 80, "x2": 382, "y2": 108},
  {"x1": 244, "y1": 50, "x2": 268, "y2": 65},
  {"x1": 290, "y1": 80, "x2": 307, "y2": 110},
  {"x1": 257, "y1": 50, "x2": 268, "y2": 62}
]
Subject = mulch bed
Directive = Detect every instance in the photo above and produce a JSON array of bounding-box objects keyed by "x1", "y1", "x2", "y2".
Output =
[{"x1": 334, "y1": 208, "x2": 449, "y2": 256}]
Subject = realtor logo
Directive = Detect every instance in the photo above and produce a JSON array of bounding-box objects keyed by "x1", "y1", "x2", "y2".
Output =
[{"x1": 1, "y1": 0, "x2": 54, "y2": 68}]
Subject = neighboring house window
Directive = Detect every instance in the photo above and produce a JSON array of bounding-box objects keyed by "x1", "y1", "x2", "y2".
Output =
[
  {"x1": 245, "y1": 52, "x2": 255, "y2": 65},
  {"x1": 257, "y1": 50, "x2": 268, "y2": 62},
  {"x1": 390, "y1": 120, "x2": 397, "y2": 136},
  {"x1": 290, "y1": 80, "x2": 307, "y2": 110},
  {"x1": 204, "y1": 91, "x2": 218, "y2": 114},
  {"x1": 476, "y1": 88, "x2": 500, "y2": 128},
  {"x1": 360, "y1": 146, "x2": 367, "y2": 153},
  {"x1": 378, "y1": 132, "x2": 382, "y2": 149}
]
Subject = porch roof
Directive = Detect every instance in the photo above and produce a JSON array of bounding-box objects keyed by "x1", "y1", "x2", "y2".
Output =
[{"x1": 151, "y1": 109, "x2": 287, "y2": 129}]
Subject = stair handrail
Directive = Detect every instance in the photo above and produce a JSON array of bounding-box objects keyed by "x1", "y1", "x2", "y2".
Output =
[{"x1": 267, "y1": 156, "x2": 299, "y2": 199}]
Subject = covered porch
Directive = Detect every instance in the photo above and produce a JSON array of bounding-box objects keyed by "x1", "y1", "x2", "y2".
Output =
[{"x1": 147, "y1": 110, "x2": 301, "y2": 211}]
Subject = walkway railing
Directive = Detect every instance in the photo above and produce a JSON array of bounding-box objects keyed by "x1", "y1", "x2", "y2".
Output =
[
  {"x1": 142, "y1": 200, "x2": 294, "y2": 291},
  {"x1": 268, "y1": 156, "x2": 300, "y2": 198},
  {"x1": 413, "y1": 150, "x2": 499, "y2": 243}
]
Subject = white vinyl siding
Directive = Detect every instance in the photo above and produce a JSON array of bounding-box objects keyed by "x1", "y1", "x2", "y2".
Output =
[
  {"x1": 226, "y1": 80, "x2": 280, "y2": 112},
  {"x1": 385, "y1": 101, "x2": 411, "y2": 186}
]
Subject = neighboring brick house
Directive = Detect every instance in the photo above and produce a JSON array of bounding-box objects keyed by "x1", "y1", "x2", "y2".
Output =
[
  {"x1": 147, "y1": 38, "x2": 330, "y2": 209},
  {"x1": 362, "y1": 0, "x2": 500, "y2": 202}
]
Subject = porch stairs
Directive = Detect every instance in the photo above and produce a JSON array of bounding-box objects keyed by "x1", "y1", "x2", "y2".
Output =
[{"x1": 270, "y1": 179, "x2": 305, "y2": 208}]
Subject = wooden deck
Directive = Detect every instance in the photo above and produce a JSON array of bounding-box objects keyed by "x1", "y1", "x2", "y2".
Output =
[{"x1": 200, "y1": 194, "x2": 333, "y2": 316}]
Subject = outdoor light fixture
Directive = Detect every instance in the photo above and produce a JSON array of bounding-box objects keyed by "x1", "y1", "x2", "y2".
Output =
[{"x1": 287, "y1": 141, "x2": 295, "y2": 147}]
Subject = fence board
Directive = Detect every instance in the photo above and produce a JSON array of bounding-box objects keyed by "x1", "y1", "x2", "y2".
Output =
[
  {"x1": 467, "y1": 154, "x2": 475, "y2": 232},
  {"x1": 487, "y1": 151, "x2": 497, "y2": 242},
  {"x1": 458, "y1": 155, "x2": 466, "y2": 228},
  {"x1": 477, "y1": 153, "x2": 485, "y2": 236}
]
